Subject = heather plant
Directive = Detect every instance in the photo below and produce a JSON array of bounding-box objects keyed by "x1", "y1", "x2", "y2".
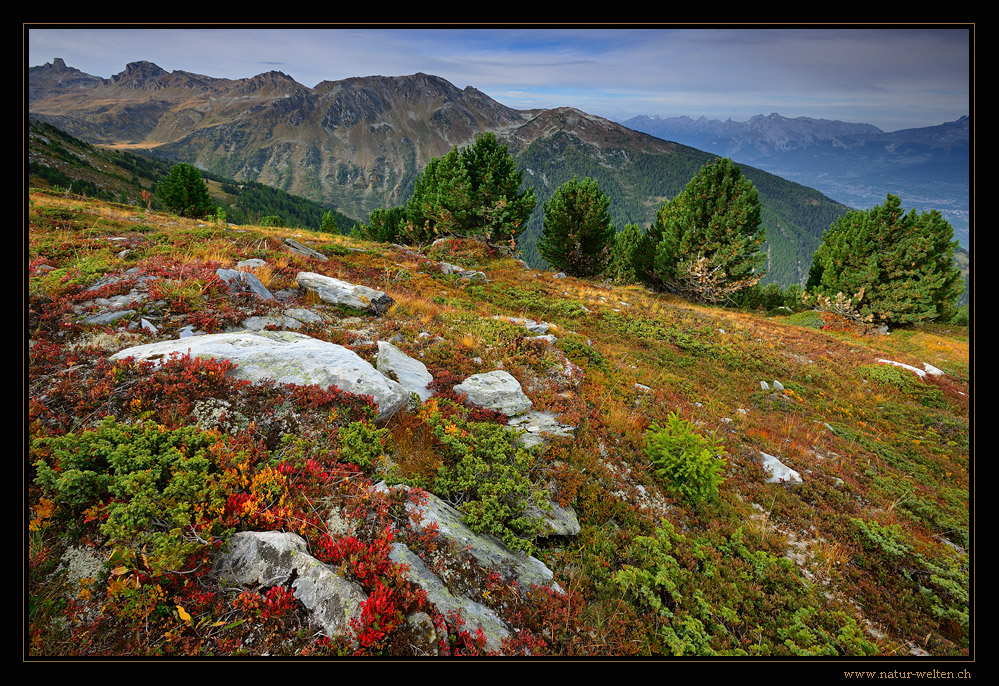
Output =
[{"x1": 644, "y1": 413, "x2": 727, "y2": 504}]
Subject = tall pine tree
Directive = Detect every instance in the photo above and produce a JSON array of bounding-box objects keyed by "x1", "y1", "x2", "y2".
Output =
[
  {"x1": 640, "y1": 158, "x2": 765, "y2": 303},
  {"x1": 537, "y1": 177, "x2": 615, "y2": 277},
  {"x1": 806, "y1": 194, "x2": 963, "y2": 326}
]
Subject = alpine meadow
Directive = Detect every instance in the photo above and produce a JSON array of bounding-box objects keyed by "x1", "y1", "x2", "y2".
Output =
[{"x1": 27, "y1": 47, "x2": 971, "y2": 663}]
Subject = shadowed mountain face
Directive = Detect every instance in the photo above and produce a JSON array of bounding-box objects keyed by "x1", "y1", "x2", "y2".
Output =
[{"x1": 30, "y1": 60, "x2": 854, "y2": 285}]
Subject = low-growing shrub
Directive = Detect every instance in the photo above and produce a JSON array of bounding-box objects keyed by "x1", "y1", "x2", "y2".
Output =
[{"x1": 644, "y1": 413, "x2": 727, "y2": 503}]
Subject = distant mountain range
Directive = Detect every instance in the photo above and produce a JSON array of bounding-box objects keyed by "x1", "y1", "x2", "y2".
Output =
[
  {"x1": 33, "y1": 58, "x2": 945, "y2": 287},
  {"x1": 620, "y1": 113, "x2": 970, "y2": 248}
]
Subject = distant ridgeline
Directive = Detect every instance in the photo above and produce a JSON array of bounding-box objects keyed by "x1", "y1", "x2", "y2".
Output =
[{"x1": 27, "y1": 119, "x2": 358, "y2": 233}]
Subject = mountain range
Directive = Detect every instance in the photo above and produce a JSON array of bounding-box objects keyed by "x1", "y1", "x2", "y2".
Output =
[
  {"x1": 621, "y1": 113, "x2": 970, "y2": 247},
  {"x1": 31, "y1": 58, "x2": 960, "y2": 287}
]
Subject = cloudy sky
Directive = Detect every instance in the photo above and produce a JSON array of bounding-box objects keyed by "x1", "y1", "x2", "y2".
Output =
[{"x1": 27, "y1": 26, "x2": 971, "y2": 132}]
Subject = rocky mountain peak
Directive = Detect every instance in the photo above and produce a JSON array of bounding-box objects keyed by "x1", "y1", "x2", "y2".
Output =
[{"x1": 110, "y1": 60, "x2": 170, "y2": 89}]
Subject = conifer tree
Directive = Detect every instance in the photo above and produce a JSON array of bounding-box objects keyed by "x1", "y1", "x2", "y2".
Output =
[
  {"x1": 537, "y1": 177, "x2": 615, "y2": 277},
  {"x1": 458, "y1": 133, "x2": 536, "y2": 245},
  {"x1": 403, "y1": 147, "x2": 472, "y2": 243},
  {"x1": 156, "y1": 163, "x2": 214, "y2": 219},
  {"x1": 806, "y1": 194, "x2": 963, "y2": 326},
  {"x1": 641, "y1": 158, "x2": 765, "y2": 303}
]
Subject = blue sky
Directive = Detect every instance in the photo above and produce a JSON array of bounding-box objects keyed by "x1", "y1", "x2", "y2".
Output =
[{"x1": 27, "y1": 26, "x2": 971, "y2": 132}]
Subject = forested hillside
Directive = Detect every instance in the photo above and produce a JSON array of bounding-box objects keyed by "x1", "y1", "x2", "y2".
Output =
[{"x1": 28, "y1": 119, "x2": 359, "y2": 233}]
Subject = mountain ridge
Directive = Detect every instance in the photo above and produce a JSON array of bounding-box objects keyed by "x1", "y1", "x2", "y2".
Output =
[{"x1": 30, "y1": 59, "x2": 857, "y2": 285}]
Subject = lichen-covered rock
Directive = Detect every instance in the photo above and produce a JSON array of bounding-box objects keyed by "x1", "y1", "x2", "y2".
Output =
[
  {"x1": 376, "y1": 341, "x2": 434, "y2": 403},
  {"x1": 376, "y1": 483, "x2": 561, "y2": 594},
  {"x1": 297, "y1": 271, "x2": 394, "y2": 315},
  {"x1": 454, "y1": 370, "x2": 532, "y2": 417},
  {"x1": 215, "y1": 531, "x2": 367, "y2": 640},
  {"x1": 110, "y1": 330, "x2": 407, "y2": 421},
  {"x1": 216, "y1": 268, "x2": 274, "y2": 300},
  {"x1": 389, "y1": 542, "x2": 509, "y2": 653}
]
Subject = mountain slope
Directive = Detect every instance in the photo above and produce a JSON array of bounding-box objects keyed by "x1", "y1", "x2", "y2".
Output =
[
  {"x1": 622, "y1": 113, "x2": 970, "y2": 245},
  {"x1": 30, "y1": 60, "x2": 852, "y2": 285}
]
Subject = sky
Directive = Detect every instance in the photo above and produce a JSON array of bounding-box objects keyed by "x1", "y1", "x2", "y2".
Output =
[{"x1": 26, "y1": 26, "x2": 971, "y2": 132}]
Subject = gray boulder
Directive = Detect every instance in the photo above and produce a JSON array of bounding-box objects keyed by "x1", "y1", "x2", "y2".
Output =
[
  {"x1": 216, "y1": 268, "x2": 274, "y2": 301},
  {"x1": 284, "y1": 238, "x2": 328, "y2": 261},
  {"x1": 377, "y1": 484, "x2": 561, "y2": 594},
  {"x1": 297, "y1": 272, "x2": 394, "y2": 315},
  {"x1": 507, "y1": 411, "x2": 574, "y2": 449},
  {"x1": 454, "y1": 370, "x2": 532, "y2": 417},
  {"x1": 376, "y1": 341, "x2": 434, "y2": 403},
  {"x1": 216, "y1": 531, "x2": 367, "y2": 640},
  {"x1": 389, "y1": 543, "x2": 509, "y2": 653},
  {"x1": 110, "y1": 330, "x2": 408, "y2": 421}
]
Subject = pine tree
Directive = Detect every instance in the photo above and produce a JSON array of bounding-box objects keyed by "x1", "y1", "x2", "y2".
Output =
[
  {"x1": 806, "y1": 194, "x2": 963, "y2": 326},
  {"x1": 156, "y1": 163, "x2": 214, "y2": 219},
  {"x1": 403, "y1": 147, "x2": 472, "y2": 244},
  {"x1": 537, "y1": 177, "x2": 615, "y2": 277},
  {"x1": 458, "y1": 133, "x2": 536, "y2": 245},
  {"x1": 641, "y1": 158, "x2": 765, "y2": 303}
]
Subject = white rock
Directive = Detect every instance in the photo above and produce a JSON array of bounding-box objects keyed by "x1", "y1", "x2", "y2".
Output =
[
  {"x1": 923, "y1": 363, "x2": 944, "y2": 376},
  {"x1": 759, "y1": 451, "x2": 803, "y2": 484},
  {"x1": 454, "y1": 370, "x2": 532, "y2": 416},
  {"x1": 376, "y1": 341, "x2": 434, "y2": 403},
  {"x1": 297, "y1": 271, "x2": 394, "y2": 314},
  {"x1": 110, "y1": 330, "x2": 408, "y2": 421}
]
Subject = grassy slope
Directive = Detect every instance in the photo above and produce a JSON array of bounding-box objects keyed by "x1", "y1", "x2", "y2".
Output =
[{"x1": 27, "y1": 191, "x2": 971, "y2": 659}]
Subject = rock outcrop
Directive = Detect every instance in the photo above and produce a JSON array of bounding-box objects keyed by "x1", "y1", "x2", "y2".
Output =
[
  {"x1": 215, "y1": 531, "x2": 367, "y2": 640},
  {"x1": 296, "y1": 271, "x2": 394, "y2": 315},
  {"x1": 453, "y1": 370, "x2": 532, "y2": 416},
  {"x1": 110, "y1": 330, "x2": 408, "y2": 421}
]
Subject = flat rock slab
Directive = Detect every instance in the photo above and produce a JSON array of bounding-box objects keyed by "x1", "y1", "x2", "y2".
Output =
[
  {"x1": 109, "y1": 330, "x2": 408, "y2": 421},
  {"x1": 297, "y1": 272, "x2": 394, "y2": 315},
  {"x1": 454, "y1": 370, "x2": 532, "y2": 417},
  {"x1": 216, "y1": 531, "x2": 366, "y2": 640}
]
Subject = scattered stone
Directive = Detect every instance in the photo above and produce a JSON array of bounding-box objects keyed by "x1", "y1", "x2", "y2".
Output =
[
  {"x1": 440, "y1": 262, "x2": 487, "y2": 282},
  {"x1": 216, "y1": 268, "x2": 274, "y2": 301},
  {"x1": 376, "y1": 341, "x2": 434, "y2": 403},
  {"x1": 82, "y1": 309, "x2": 135, "y2": 326},
  {"x1": 236, "y1": 258, "x2": 267, "y2": 269},
  {"x1": 736, "y1": 408, "x2": 747, "y2": 415},
  {"x1": 454, "y1": 370, "x2": 532, "y2": 416},
  {"x1": 297, "y1": 272, "x2": 394, "y2": 315},
  {"x1": 528, "y1": 334, "x2": 557, "y2": 345},
  {"x1": 760, "y1": 381, "x2": 770, "y2": 391},
  {"x1": 110, "y1": 330, "x2": 408, "y2": 421},
  {"x1": 759, "y1": 451, "x2": 803, "y2": 484},
  {"x1": 238, "y1": 315, "x2": 302, "y2": 331},
  {"x1": 283, "y1": 308, "x2": 325, "y2": 325},
  {"x1": 634, "y1": 383, "x2": 651, "y2": 393},
  {"x1": 525, "y1": 498, "x2": 580, "y2": 538},
  {"x1": 773, "y1": 380, "x2": 785, "y2": 392},
  {"x1": 508, "y1": 411, "x2": 575, "y2": 449},
  {"x1": 284, "y1": 238, "x2": 327, "y2": 261},
  {"x1": 553, "y1": 272, "x2": 566, "y2": 279},
  {"x1": 178, "y1": 325, "x2": 200, "y2": 338},
  {"x1": 215, "y1": 531, "x2": 366, "y2": 640},
  {"x1": 140, "y1": 318, "x2": 158, "y2": 335}
]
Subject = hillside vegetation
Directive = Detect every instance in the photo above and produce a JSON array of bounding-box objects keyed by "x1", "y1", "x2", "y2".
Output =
[{"x1": 27, "y1": 191, "x2": 970, "y2": 658}]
